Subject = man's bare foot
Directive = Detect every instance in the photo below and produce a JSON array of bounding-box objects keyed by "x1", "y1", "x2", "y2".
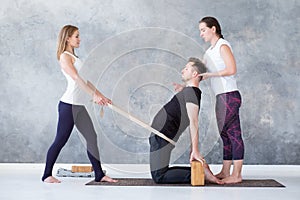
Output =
[
  {"x1": 203, "y1": 164, "x2": 223, "y2": 184},
  {"x1": 43, "y1": 176, "x2": 61, "y2": 183},
  {"x1": 101, "y1": 175, "x2": 118, "y2": 183},
  {"x1": 222, "y1": 175, "x2": 242, "y2": 184},
  {"x1": 215, "y1": 171, "x2": 230, "y2": 179}
]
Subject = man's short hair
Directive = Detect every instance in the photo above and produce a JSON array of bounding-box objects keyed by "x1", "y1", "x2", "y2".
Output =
[{"x1": 188, "y1": 57, "x2": 207, "y2": 74}]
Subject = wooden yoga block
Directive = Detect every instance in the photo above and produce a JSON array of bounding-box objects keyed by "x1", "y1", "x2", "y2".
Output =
[
  {"x1": 191, "y1": 160, "x2": 205, "y2": 186},
  {"x1": 71, "y1": 165, "x2": 93, "y2": 173}
]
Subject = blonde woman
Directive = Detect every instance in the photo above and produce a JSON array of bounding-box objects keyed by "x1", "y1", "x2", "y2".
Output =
[{"x1": 42, "y1": 25, "x2": 117, "y2": 183}]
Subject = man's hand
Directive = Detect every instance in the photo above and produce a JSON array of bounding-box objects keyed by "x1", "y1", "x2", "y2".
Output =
[{"x1": 190, "y1": 150, "x2": 205, "y2": 164}]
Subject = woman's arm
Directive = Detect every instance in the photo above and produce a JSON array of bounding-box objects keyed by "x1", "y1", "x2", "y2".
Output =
[
  {"x1": 59, "y1": 53, "x2": 110, "y2": 105},
  {"x1": 200, "y1": 44, "x2": 237, "y2": 79},
  {"x1": 87, "y1": 81, "x2": 112, "y2": 105}
]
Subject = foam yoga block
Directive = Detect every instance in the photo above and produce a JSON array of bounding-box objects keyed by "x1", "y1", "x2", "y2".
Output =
[{"x1": 191, "y1": 161, "x2": 205, "y2": 186}]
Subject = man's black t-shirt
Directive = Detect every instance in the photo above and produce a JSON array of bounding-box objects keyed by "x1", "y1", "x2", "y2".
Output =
[{"x1": 151, "y1": 86, "x2": 201, "y2": 141}]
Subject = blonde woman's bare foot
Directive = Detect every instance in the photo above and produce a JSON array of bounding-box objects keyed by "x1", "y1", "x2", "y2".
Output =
[
  {"x1": 203, "y1": 164, "x2": 224, "y2": 185},
  {"x1": 43, "y1": 176, "x2": 61, "y2": 183},
  {"x1": 222, "y1": 175, "x2": 242, "y2": 184},
  {"x1": 101, "y1": 175, "x2": 118, "y2": 183},
  {"x1": 215, "y1": 171, "x2": 230, "y2": 179}
]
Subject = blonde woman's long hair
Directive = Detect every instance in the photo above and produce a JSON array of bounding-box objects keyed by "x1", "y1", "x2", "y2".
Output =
[{"x1": 56, "y1": 25, "x2": 78, "y2": 60}]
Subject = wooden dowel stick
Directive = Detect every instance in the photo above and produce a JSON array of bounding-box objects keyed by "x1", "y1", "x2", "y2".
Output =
[
  {"x1": 108, "y1": 103, "x2": 176, "y2": 146},
  {"x1": 86, "y1": 81, "x2": 175, "y2": 145}
]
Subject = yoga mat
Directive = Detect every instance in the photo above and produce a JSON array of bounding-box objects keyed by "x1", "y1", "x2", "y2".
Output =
[{"x1": 86, "y1": 178, "x2": 285, "y2": 187}]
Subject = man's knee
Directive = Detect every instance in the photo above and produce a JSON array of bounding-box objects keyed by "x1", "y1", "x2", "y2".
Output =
[{"x1": 151, "y1": 170, "x2": 163, "y2": 184}]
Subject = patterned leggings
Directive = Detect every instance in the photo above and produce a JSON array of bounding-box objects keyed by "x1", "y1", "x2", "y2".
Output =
[{"x1": 216, "y1": 91, "x2": 244, "y2": 160}]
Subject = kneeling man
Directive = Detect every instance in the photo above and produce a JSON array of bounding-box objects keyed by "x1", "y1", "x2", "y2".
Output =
[{"x1": 149, "y1": 57, "x2": 222, "y2": 184}]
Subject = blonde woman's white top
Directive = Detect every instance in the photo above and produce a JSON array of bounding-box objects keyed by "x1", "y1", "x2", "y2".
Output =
[
  {"x1": 60, "y1": 51, "x2": 84, "y2": 105},
  {"x1": 203, "y1": 38, "x2": 238, "y2": 95}
]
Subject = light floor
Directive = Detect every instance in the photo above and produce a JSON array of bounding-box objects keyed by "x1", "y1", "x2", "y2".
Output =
[{"x1": 0, "y1": 164, "x2": 299, "y2": 200}]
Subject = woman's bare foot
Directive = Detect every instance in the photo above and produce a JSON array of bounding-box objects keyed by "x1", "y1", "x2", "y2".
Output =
[
  {"x1": 215, "y1": 160, "x2": 232, "y2": 179},
  {"x1": 43, "y1": 176, "x2": 61, "y2": 183},
  {"x1": 100, "y1": 175, "x2": 118, "y2": 183},
  {"x1": 222, "y1": 160, "x2": 243, "y2": 184},
  {"x1": 222, "y1": 175, "x2": 242, "y2": 184},
  {"x1": 215, "y1": 171, "x2": 230, "y2": 179},
  {"x1": 203, "y1": 164, "x2": 223, "y2": 184}
]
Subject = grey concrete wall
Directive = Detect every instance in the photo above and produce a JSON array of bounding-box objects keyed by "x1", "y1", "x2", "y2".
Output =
[{"x1": 0, "y1": 0, "x2": 299, "y2": 165}]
